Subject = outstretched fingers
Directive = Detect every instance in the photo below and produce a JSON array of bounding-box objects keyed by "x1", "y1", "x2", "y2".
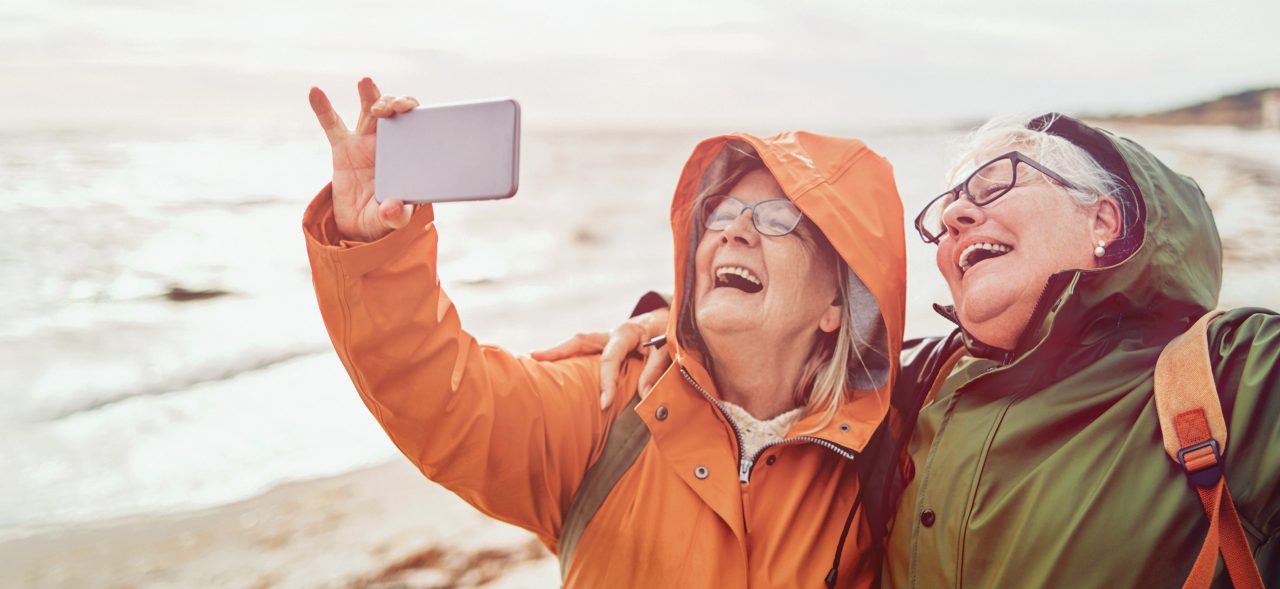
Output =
[
  {"x1": 355, "y1": 77, "x2": 382, "y2": 135},
  {"x1": 308, "y1": 87, "x2": 348, "y2": 145}
]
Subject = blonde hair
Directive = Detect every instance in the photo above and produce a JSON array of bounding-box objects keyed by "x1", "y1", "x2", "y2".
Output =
[{"x1": 792, "y1": 260, "x2": 889, "y2": 433}]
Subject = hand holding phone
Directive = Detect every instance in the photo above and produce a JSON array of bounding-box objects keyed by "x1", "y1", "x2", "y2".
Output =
[{"x1": 307, "y1": 78, "x2": 418, "y2": 243}]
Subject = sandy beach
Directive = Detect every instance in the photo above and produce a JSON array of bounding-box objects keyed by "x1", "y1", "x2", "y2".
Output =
[
  {"x1": 3, "y1": 123, "x2": 1277, "y2": 589},
  {"x1": 0, "y1": 460, "x2": 560, "y2": 589}
]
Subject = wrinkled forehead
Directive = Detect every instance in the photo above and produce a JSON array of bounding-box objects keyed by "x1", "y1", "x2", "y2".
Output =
[{"x1": 724, "y1": 169, "x2": 785, "y2": 203}]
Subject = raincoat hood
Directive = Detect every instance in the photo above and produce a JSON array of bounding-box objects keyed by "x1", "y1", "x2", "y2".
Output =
[
  {"x1": 944, "y1": 114, "x2": 1222, "y2": 362},
  {"x1": 664, "y1": 132, "x2": 906, "y2": 452}
]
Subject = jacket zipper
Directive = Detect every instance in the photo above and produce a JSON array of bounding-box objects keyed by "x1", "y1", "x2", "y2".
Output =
[
  {"x1": 680, "y1": 366, "x2": 747, "y2": 463},
  {"x1": 679, "y1": 366, "x2": 857, "y2": 484},
  {"x1": 740, "y1": 436, "x2": 856, "y2": 484}
]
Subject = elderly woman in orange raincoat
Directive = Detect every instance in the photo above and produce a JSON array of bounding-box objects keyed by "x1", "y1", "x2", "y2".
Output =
[{"x1": 302, "y1": 78, "x2": 908, "y2": 587}]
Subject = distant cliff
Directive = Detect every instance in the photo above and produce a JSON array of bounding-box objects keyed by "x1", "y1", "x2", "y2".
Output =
[{"x1": 1104, "y1": 88, "x2": 1280, "y2": 129}]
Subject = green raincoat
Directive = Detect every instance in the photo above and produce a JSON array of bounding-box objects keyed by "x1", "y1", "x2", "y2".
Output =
[{"x1": 881, "y1": 114, "x2": 1280, "y2": 587}]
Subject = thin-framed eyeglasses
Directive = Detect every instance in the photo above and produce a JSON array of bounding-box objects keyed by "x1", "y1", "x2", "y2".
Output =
[
  {"x1": 699, "y1": 195, "x2": 805, "y2": 237},
  {"x1": 913, "y1": 151, "x2": 1081, "y2": 244}
]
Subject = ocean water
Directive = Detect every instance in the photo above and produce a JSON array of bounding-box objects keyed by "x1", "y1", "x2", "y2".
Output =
[
  {"x1": 0, "y1": 127, "x2": 699, "y2": 539},
  {"x1": 1, "y1": 123, "x2": 1276, "y2": 541}
]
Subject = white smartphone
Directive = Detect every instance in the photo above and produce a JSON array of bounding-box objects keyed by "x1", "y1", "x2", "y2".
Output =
[{"x1": 374, "y1": 98, "x2": 520, "y2": 203}]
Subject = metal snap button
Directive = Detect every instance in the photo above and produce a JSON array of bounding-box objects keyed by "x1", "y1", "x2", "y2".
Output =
[
  {"x1": 694, "y1": 466, "x2": 709, "y2": 479},
  {"x1": 766, "y1": 456, "x2": 777, "y2": 466},
  {"x1": 920, "y1": 508, "x2": 936, "y2": 527},
  {"x1": 655, "y1": 406, "x2": 669, "y2": 421},
  {"x1": 838, "y1": 423, "x2": 851, "y2": 432}
]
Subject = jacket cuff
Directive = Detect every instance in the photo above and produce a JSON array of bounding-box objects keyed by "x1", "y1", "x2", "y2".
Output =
[
  {"x1": 630, "y1": 291, "x2": 672, "y2": 318},
  {"x1": 301, "y1": 183, "x2": 437, "y2": 276}
]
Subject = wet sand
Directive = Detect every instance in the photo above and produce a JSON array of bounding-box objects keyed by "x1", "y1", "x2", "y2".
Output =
[{"x1": 0, "y1": 460, "x2": 559, "y2": 588}]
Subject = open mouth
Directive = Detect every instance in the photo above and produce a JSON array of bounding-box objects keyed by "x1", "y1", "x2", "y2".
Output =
[
  {"x1": 714, "y1": 265, "x2": 764, "y2": 294},
  {"x1": 959, "y1": 241, "x2": 1013, "y2": 275}
]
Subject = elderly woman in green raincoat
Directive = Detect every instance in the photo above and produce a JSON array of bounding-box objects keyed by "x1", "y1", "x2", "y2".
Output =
[{"x1": 556, "y1": 113, "x2": 1279, "y2": 586}]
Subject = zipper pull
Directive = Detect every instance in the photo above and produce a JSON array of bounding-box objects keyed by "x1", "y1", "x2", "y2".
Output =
[{"x1": 739, "y1": 456, "x2": 754, "y2": 484}]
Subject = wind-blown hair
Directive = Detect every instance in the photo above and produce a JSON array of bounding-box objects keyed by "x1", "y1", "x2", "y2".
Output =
[{"x1": 676, "y1": 141, "x2": 890, "y2": 430}]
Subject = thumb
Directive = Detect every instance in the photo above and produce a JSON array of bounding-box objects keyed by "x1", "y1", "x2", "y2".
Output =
[{"x1": 379, "y1": 199, "x2": 414, "y2": 229}]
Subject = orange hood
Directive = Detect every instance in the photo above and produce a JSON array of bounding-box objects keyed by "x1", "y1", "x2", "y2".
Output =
[{"x1": 664, "y1": 132, "x2": 906, "y2": 452}]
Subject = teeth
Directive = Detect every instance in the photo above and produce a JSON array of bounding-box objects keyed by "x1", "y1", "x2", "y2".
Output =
[
  {"x1": 959, "y1": 242, "x2": 1013, "y2": 273},
  {"x1": 715, "y1": 266, "x2": 761, "y2": 286}
]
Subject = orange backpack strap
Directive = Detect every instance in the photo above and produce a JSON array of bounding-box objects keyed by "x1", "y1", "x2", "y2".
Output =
[{"x1": 1153, "y1": 309, "x2": 1264, "y2": 589}]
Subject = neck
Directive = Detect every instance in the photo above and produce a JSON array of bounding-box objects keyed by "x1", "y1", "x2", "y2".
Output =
[{"x1": 703, "y1": 330, "x2": 817, "y2": 420}]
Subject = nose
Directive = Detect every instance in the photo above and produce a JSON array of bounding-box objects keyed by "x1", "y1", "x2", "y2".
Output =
[
  {"x1": 940, "y1": 194, "x2": 987, "y2": 239},
  {"x1": 719, "y1": 209, "x2": 760, "y2": 246}
]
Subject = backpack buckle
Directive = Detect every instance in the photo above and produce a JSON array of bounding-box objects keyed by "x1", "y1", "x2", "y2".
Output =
[{"x1": 1176, "y1": 439, "x2": 1222, "y2": 488}]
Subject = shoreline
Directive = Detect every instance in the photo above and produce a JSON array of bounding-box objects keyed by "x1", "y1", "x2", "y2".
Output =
[{"x1": 0, "y1": 460, "x2": 558, "y2": 588}]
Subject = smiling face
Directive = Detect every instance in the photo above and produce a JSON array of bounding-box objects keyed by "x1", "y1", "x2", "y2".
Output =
[
  {"x1": 935, "y1": 148, "x2": 1121, "y2": 350},
  {"x1": 693, "y1": 168, "x2": 841, "y2": 349}
]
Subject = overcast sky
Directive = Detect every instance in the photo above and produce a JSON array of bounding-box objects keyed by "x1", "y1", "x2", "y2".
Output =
[{"x1": 3, "y1": 0, "x2": 1278, "y2": 132}]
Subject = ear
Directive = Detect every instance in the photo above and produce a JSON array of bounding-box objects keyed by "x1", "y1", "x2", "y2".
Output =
[
  {"x1": 1091, "y1": 195, "x2": 1123, "y2": 243},
  {"x1": 818, "y1": 302, "x2": 841, "y2": 334}
]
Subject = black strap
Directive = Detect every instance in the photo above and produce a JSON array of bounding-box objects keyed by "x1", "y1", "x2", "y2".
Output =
[
  {"x1": 558, "y1": 394, "x2": 650, "y2": 581},
  {"x1": 837, "y1": 332, "x2": 966, "y2": 587},
  {"x1": 825, "y1": 479, "x2": 866, "y2": 587}
]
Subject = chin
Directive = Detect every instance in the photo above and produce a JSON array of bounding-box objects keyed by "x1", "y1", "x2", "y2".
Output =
[
  {"x1": 956, "y1": 297, "x2": 1032, "y2": 350},
  {"x1": 957, "y1": 269, "x2": 1026, "y2": 316},
  {"x1": 695, "y1": 306, "x2": 756, "y2": 338},
  {"x1": 957, "y1": 295, "x2": 1007, "y2": 326}
]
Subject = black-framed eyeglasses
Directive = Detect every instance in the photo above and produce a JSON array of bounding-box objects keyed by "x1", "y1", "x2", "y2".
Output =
[
  {"x1": 699, "y1": 195, "x2": 804, "y2": 237},
  {"x1": 913, "y1": 151, "x2": 1081, "y2": 244}
]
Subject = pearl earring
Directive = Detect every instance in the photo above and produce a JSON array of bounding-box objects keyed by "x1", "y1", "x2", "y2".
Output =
[{"x1": 1094, "y1": 240, "x2": 1106, "y2": 258}]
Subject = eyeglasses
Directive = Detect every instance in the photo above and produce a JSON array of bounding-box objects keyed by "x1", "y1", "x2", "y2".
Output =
[
  {"x1": 699, "y1": 195, "x2": 804, "y2": 237},
  {"x1": 913, "y1": 151, "x2": 1080, "y2": 244}
]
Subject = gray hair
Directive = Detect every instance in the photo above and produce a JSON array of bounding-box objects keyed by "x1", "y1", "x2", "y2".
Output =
[{"x1": 946, "y1": 114, "x2": 1137, "y2": 263}]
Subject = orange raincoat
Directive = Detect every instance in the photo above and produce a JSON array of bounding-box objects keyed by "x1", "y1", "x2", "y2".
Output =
[{"x1": 303, "y1": 132, "x2": 906, "y2": 587}]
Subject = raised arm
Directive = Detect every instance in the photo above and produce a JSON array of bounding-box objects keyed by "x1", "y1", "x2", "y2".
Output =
[{"x1": 303, "y1": 79, "x2": 636, "y2": 545}]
